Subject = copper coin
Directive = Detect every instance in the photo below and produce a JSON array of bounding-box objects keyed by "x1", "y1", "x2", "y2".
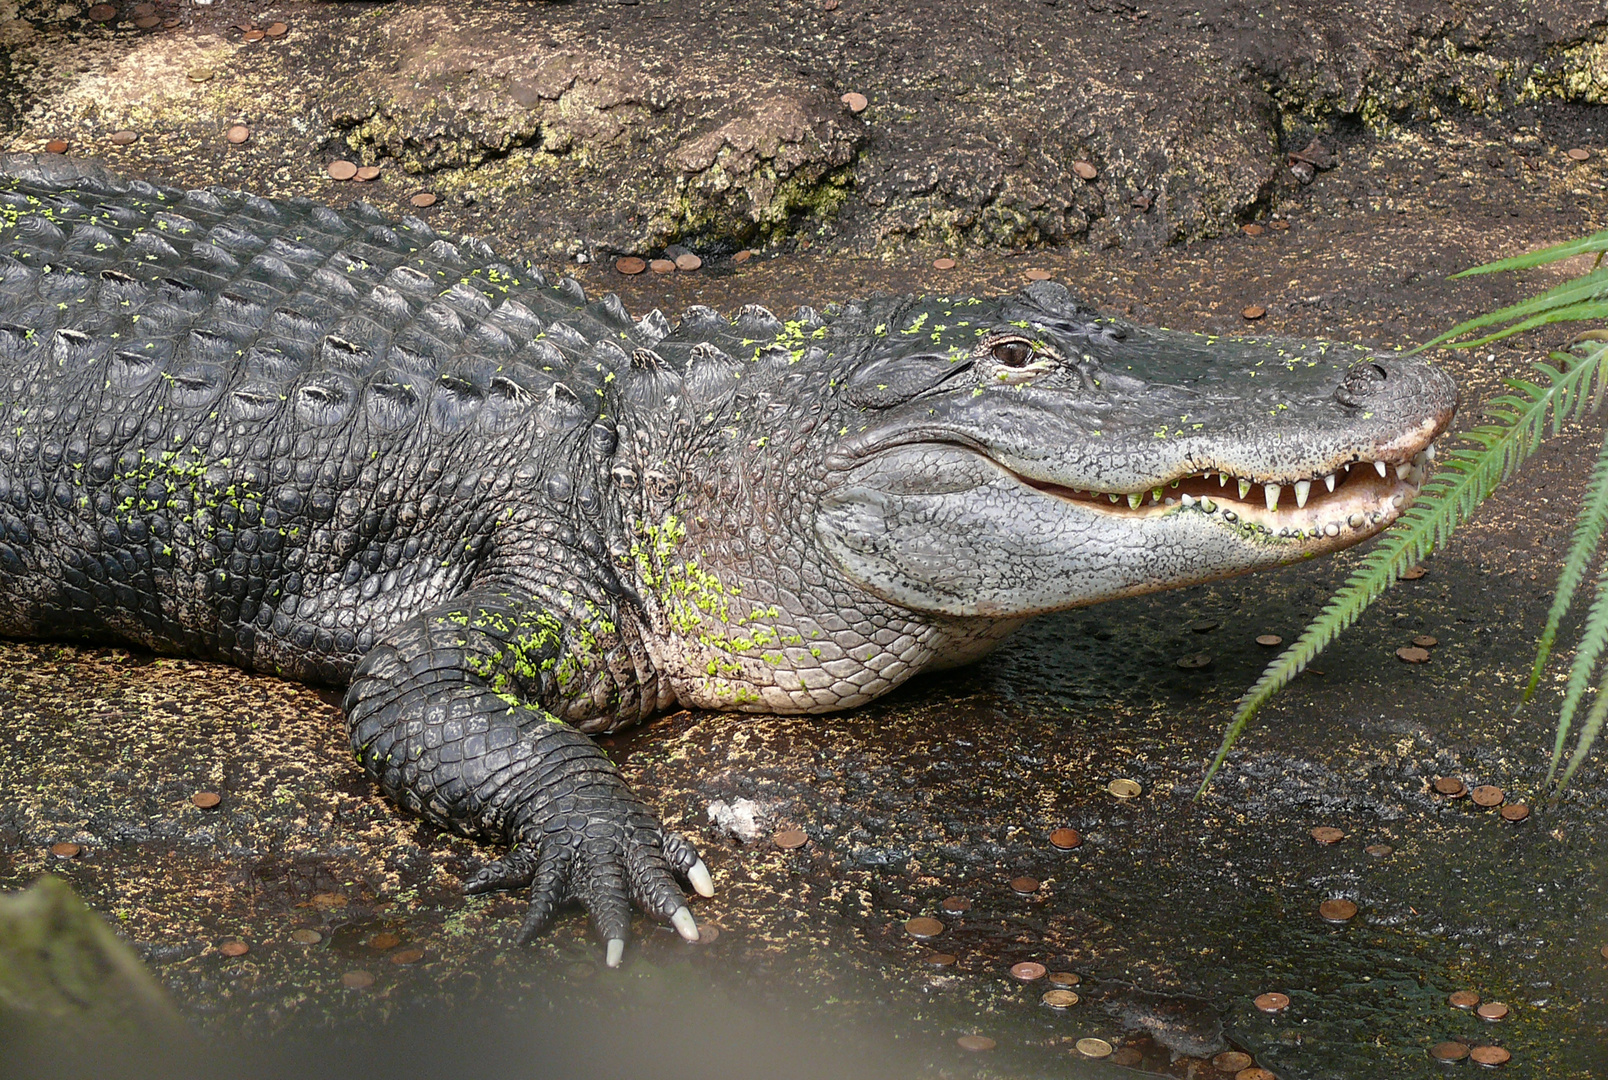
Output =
[
  {"x1": 1434, "y1": 776, "x2": 1466, "y2": 796},
  {"x1": 131, "y1": 2, "x2": 154, "y2": 14},
  {"x1": 932, "y1": 257, "x2": 957, "y2": 270},
  {"x1": 163, "y1": 17, "x2": 179, "y2": 27},
  {"x1": 368, "y1": 932, "x2": 400, "y2": 950},
  {"x1": 1319, "y1": 898, "x2": 1358, "y2": 923},
  {"x1": 1241, "y1": 305, "x2": 1266, "y2": 320},
  {"x1": 1235, "y1": 1070, "x2": 1276, "y2": 1080},
  {"x1": 1413, "y1": 635, "x2": 1439, "y2": 647},
  {"x1": 290, "y1": 929, "x2": 322, "y2": 945},
  {"x1": 1176, "y1": 652, "x2": 1212, "y2": 669},
  {"x1": 45, "y1": 138, "x2": 69, "y2": 153},
  {"x1": 1254, "y1": 992, "x2": 1290, "y2": 1013},
  {"x1": 840, "y1": 92, "x2": 868, "y2": 113},
  {"x1": 649, "y1": 258, "x2": 676, "y2": 274},
  {"x1": 355, "y1": 165, "x2": 381, "y2": 182},
  {"x1": 311, "y1": 892, "x2": 348, "y2": 909},
  {"x1": 1050, "y1": 827, "x2": 1083, "y2": 850},
  {"x1": 218, "y1": 940, "x2": 249, "y2": 957},
  {"x1": 773, "y1": 828, "x2": 808, "y2": 849},
  {"x1": 341, "y1": 969, "x2": 375, "y2": 989},
  {"x1": 50, "y1": 842, "x2": 82, "y2": 857},
  {"x1": 390, "y1": 947, "x2": 425, "y2": 965},
  {"x1": 940, "y1": 896, "x2": 971, "y2": 913},
  {"x1": 1112, "y1": 1047, "x2": 1143, "y2": 1066},
  {"x1": 1048, "y1": 971, "x2": 1080, "y2": 986},
  {"x1": 1025, "y1": 268, "x2": 1052, "y2": 281},
  {"x1": 327, "y1": 160, "x2": 358, "y2": 180},
  {"x1": 1310, "y1": 826, "x2": 1345, "y2": 844},
  {"x1": 674, "y1": 253, "x2": 702, "y2": 271},
  {"x1": 1365, "y1": 843, "x2": 1394, "y2": 857},
  {"x1": 110, "y1": 130, "x2": 138, "y2": 146},
  {"x1": 233, "y1": 22, "x2": 255, "y2": 33},
  {"x1": 87, "y1": 4, "x2": 116, "y2": 20},
  {"x1": 265, "y1": 21, "x2": 288, "y2": 37},
  {"x1": 225, "y1": 125, "x2": 250, "y2": 145},
  {"x1": 696, "y1": 925, "x2": 720, "y2": 944},
  {"x1": 1071, "y1": 160, "x2": 1098, "y2": 180},
  {"x1": 1010, "y1": 961, "x2": 1046, "y2": 981},
  {"x1": 905, "y1": 917, "x2": 945, "y2": 940},
  {"x1": 1567, "y1": 148, "x2": 1591, "y2": 161},
  {"x1": 1075, "y1": 1037, "x2": 1113, "y2": 1058},
  {"x1": 1241, "y1": 224, "x2": 1264, "y2": 236},
  {"x1": 191, "y1": 791, "x2": 221, "y2": 808},
  {"x1": 244, "y1": 29, "x2": 265, "y2": 40},
  {"x1": 732, "y1": 250, "x2": 752, "y2": 264},
  {"x1": 409, "y1": 192, "x2": 438, "y2": 208},
  {"x1": 1430, "y1": 1041, "x2": 1469, "y2": 1062},
  {"x1": 613, "y1": 256, "x2": 647, "y2": 275},
  {"x1": 1107, "y1": 778, "x2": 1141, "y2": 798},
  {"x1": 1401, "y1": 566, "x2": 1427, "y2": 579},
  {"x1": 1476, "y1": 1001, "x2": 1509, "y2": 1021},
  {"x1": 1397, "y1": 646, "x2": 1430, "y2": 663},
  {"x1": 1470, "y1": 1045, "x2": 1511, "y2": 1066},
  {"x1": 1471, "y1": 785, "x2": 1504, "y2": 807},
  {"x1": 1009, "y1": 876, "x2": 1040, "y2": 894},
  {"x1": 1213, "y1": 1051, "x2": 1253, "y2": 1071},
  {"x1": 1449, "y1": 990, "x2": 1480, "y2": 1009},
  {"x1": 1256, "y1": 633, "x2": 1283, "y2": 646},
  {"x1": 924, "y1": 951, "x2": 957, "y2": 967},
  {"x1": 1500, "y1": 803, "x2": 1529, "y2": 822},
  {"x1": 956, "y1": 1034, "x2": 995, "y2": 1052},
  {"x1": 1190, "y1": 618, "x2": 1219, "y2": 632},
  {"x1": 134, "y1": 15, "x2": 160, "y2": 28},
  {"x1": 1040, "y1": 989, "x2": 1079, "y2": 1008}
]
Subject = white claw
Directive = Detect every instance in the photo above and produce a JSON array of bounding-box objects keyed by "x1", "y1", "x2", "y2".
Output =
[
  {"x1": 688, "y1": 859, "x2": 715, "y2": 898},
  {"x1": 1324, "y1": 473, "x2": 1336, "y2": 492},
  {"x1": 671, "y1": 905, "x2": 700, "y2": 942},
  {"x1": 606, "y1": 938, "x2": 626, "y2": 968},
  {"x1": 1396, "y1": 462, "x2": 1411, "y2": 480},
  {"x1": 1294, "y1": 479, "x2": 1311, "y2": 508},
  {"x1": 1264, "y1": 483, "x2": 1281, "y2": 512},
  {"x1": 1374, "y1": 460, "x2": 1388, "y2": 477},
  {"x1": 1238, "y1": 478, "x2": 1252, "y2": 499}
]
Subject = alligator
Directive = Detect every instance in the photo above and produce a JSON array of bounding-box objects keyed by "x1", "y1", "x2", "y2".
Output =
[{"x1": 0, "y1": 154, "x2": 1455, "y2": 966}]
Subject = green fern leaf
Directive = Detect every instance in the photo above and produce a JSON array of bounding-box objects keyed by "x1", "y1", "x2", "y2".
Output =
[
  {"x1": 1545, "y1": 562, "x2": 1608, "y2": 786},
  {"x1": 1556, "y1": 661, "x2": 1608, "y2": 791},
  {"x1": 1451, "y1": 229, "x2": 1608, "y2": 277},
  {"x1": 1525, "y1": 426, "x2": 1608, "y2": 704}
]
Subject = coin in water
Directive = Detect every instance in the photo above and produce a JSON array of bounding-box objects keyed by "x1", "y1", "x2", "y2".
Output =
[
  {"x1": 1401, "y1": 565, "x2": 1427, "y2": 579},
  {"x1": 614, "y1": 256, "x2": 646, "y2": 275},
  {"x1": 1397, "y1": 645, "x2": 1430, "y2": 663},
  {"x1": 266, "y1": 21, "x2": 288, "y2": 36},
  {"x1": 1213, "y1": 1051, "x2": 1252, "y2": 1071},
  {"x1": 1567, "y1": 148, "x2": 1591, "y2": 161},
  {"x1": 696, "y1": 925, "x2": 720, "y2": 944},
  {"x1": 1449, "y1": 989, "x2": 1480, "y2": 1009},
  {"x1": 1256, "y1": 633, "x2": 1283, "y2": 646},
  {"x1": 932, "y1": 257, "x2": 957, "y2": 270},
  {"x1": 1235, "y1": 1070, "x2": 1277, "y2": 1080},
  {"x1": 1041, "y1": 989, "x2": 1079, "y2": 1008},
  {"x1": 87, "y1": 4, "x2": 116, "y2": 21},
  {"x1": 355, "y1": 165, "x2": 381, "y2": 182},
  {"x1": 732, "y1": 250, "x2": 751, "y2": 264},
  {"x1": 368, "y1": 932, "x2": 400, "y2": 950},
  {"x1": 110, "y1": 130, "x2": 138, "y2": 146},
  {"x1": 1071, "y1": 161, "x2": 1098, "y2": 180},
  {"x1": 939, "y1": 895, "x2": 971, "y2": 913},
  {"x1": 45, "y1": 138, "x2": 69, "y2": 153},
  {"x1": 1254, "y1": 992, "x2": 1289, "y2": 1013},
  {"x1": 674, "y1": 253, "x2": 702, "y2": 271},
  {"x1": 290, "y1": 929, "x2": 322, "y2": 945},
  {"x1": 409, "y1": 192, "x2": 438, "y2": 208},
  {"x1": 1500, "y1": 803, "x2": 1529, "y2": 822},
  {"x1": 1476, "y1": 1001, "x2": 1509, "y2": 1021},
  {"x1": 924, "y1": 951, "x2": 956, "y2": 967},
  {"x1": 905, "y1": 917, "x2": 945, "y2": 940},
  {"x1": 1242, "y1": 305, "x2": 1267, "y2": 320},
  {"x1": 1050, "y1": 827, "x2": 1082, "y2": 849},
  {"x1": 225, "y1": 125, "x2": 250, "y2": 145},
  {"x1": 840, "y1": 92, "x2": 868, "y2": 113},
  {"x1": 1176, "y1": 651, "x2": 1211, "y2": 669},
  {"x1": 50, "y1": 842, "x2": 81, "y2": 857},
  {"x1": 1470, "y1": 1045, "x2": 1511, "y2": 1066},
  {"x1": 191, "y1": 791, "x2": 220, "y2": 808},
  {"x1": 219, "y1": 940, "x2": 248, "y2": 957},
  {"x1": 773, "y1": 828, "x2": 808, "y2": 849},
  {"x1": 1112, "y1": 1047, "x2": 1142, "y2": 1066},
  {"x1": 1319, "y1": 898, "x2": 1358, "y2": 923},
  {"x1": 956, "y1": 1035, "x2": 995, "y2": 1052},
  {"x1": 1009, "y1": 876, "x2": 1039, "y2": 894},
  {"x1": 1365, "y1": 843, "x2": 1394, "y2": 857},
  {"x1": 1010, "y1": 961, "x2": 1046, "y2": 981},
  {"x1": 1048, "y1": 971, "x2": 1080, "y2": 986},
  {"x1": 1025, "y1": 269, "x2": 1052, "y2": 281},
  {"x1": 327, "y1": 160, "x2": 358, "y2": 181},
  {"x1": 1107, "y1": 778, "x2": 1141, "y2": 798},
  {"x1": 390, "y1": 948, "x2": 425, "y2": 965},
  {"x1": 1310, "y1": 826, "x2": 1344, "y2": 844},
  {"x1": 341, "y1": 970, "x2": 375, "y2": 989},
  {"x1": 1430, "y1": 1041, "x2": 1469, "y2": 1062},
  {"x1": 1413, "y1": 634, "x2": 1438, "y2": 647},
  {"x1": 1433, "y1": 775, "x2": 1466, "y2": 796},
  {"x1": 1470, "y1": 785, "x2": 1504, "y2": 807},
  {"x1": 1075, "y1": 1037, "x2": 1113, "y2": 1059}
]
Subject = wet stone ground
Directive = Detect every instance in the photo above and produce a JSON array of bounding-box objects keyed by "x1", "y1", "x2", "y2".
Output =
[{"x1": 0, "y1": 2, "x2": 1607, "y2": 1078}]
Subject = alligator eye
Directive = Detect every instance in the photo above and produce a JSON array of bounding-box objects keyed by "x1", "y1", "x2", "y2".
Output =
[{"x1": 992, "y1": 339, "x2": 1034, "y2": 367}]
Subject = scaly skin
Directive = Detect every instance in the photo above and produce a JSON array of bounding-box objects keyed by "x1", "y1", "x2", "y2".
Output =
[{"x1": 0, "y1": 154, "x2": 1455, "y2": 963}]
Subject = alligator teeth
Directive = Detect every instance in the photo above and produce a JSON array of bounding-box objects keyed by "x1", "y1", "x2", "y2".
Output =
[
  {"x1": 1238, "y1": 478, "x2": 1252, "y2": 499},
  {"x1": 1200, "y1": 497, "x2": 1216, "y2": 513},
  {"x1": 1219, "y1": 473, "x2": 1228, "y2": 487},
  {"x1": 1109, "y1": 493, "x2": 1120, "y2": 503},
  {"x1": 1425, "y1": 443, "x2": 1436, "y2": 460},
  {"x1": 1324, "y1": 473, "x2": 1336, "y2": 492},
  {"x1": 1395, "y1": 462, "x2": 1411, "y2": 480},
  {"x1": 1152, "y1": 488, "x2": 1164, "y2": 503},
  {"x1": 1294, "y1": 479, "x2": 1311, "y2": 508},
  {"x1": 1128, "y1": 492, "x2": 1142, "y2": 508},
  {"x1": 1181, "y1": 493, "x2": 1196, "y2": 507},
  {"x1": 1264, "y1": 484, "x2": 1281, "y2": 512},
  {"x1": 1374, "y1": 460, "x2": 1388, "y2": 478}
]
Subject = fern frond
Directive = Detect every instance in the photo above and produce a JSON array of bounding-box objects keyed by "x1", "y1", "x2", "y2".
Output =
[
  {"x1": 1525, "y1": 426, "x2": 1608, "y2": 704},
  {"x1": 1556, "y1": 663, "x2": 1608, "y2": 792},
  {"x1": 1432, "y1": 300, "x2": 1608, "y2": 353},
  {"x1": 1545, "y1": 561, "x2": 1608, "y2": 785},
  {"x1": 1451, "y1": 229, "x2": 1608, "y2": 277},
  {"x1": 1415, "y1": 270, "x2": 1608, "y2": 352}
]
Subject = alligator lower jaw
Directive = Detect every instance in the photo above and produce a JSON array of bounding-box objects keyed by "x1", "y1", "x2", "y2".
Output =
[{"x1": 1019, "y1": 442, "x2": 1438, "y2": 540}]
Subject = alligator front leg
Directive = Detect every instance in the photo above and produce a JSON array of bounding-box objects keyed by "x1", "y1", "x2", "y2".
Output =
[{"x1": 342, "y1": 589, "x2": 713, "y2": 966}]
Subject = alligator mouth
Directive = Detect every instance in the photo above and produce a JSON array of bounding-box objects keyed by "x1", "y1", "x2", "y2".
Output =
[{"x1": 1016, "y1": 444, "x2": 1438, "y2": 539}]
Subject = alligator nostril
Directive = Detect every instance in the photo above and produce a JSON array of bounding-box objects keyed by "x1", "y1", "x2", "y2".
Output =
[{"x1": 1334, "y1": 361, "x2": 1388, "y2": 407}]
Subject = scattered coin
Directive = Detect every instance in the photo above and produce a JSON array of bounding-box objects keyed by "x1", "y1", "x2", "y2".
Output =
[
  {"x1": 649, "y1": 258, "x2": 676, "y2": 274},
  {"x1": 940, "y1": 895, "x2": 971, "y2": 913},
  {"x1": 1499, "y1": 803, "x2": 1530, "y2": 822},
  {"x1": 1318, "y1": 898, "x2": 1358, "y2": 923},
  {"x1": 244, "y1": 28, "x2": 265, "y2": 40},
  {"x1": 189, "y1": 68, "x2": 214, "y2": 83},
  {"x1": 1010, "y1": 961, "x2": 1047, "y2": 981},
  {"x1": 956, "y1": 1034, "x2": 995, "y2": 1052},
  {"x1": 1601, "y1": 944, "x2": 1608, "y2": 961},
  {"x1": 87, "y1": 3, "x2": 116, "y2": 21},
  {"x1": 905, "y1": 917, "x2": 945, "y2": 940},
  {"x1": 341, "y1": 969, "x2": 375, "y2": 989},
  {"x1": 1310, "y1": 826, "x2": 1345, "y2": 844},
  {"x1": 134, "y1": 15, "x2": 159, "y2": 28},
  {"x1": 674, "y1": 253, "x2": 702, "y2": 271},
  {"x1": 1449, "y1": 990, "x2": 1481, "y2": 1009},
  {"x1": 191, "y1": 791, "x2": 221, "y2": 809},
  {"x1": 1433, "y1": 776, "x2": 1466, "y2": 797},
  {"x1": 1401, "y1": 565, "x2": 1428, "y2": 579},
  {"x1": 110, "y1": 130, "x2": 139, "y2": 146},
  {"x1": 925, "y1": 951, "x2": 956, "y2": 966},
  {"x1": 773, "y1": 828, "x2": 808, "y2": 849},
  {"x1": 1397, "y1": 646, "x2": 1430, "y2": 663},
  {"x1": 1190, "y1": 618, "x2": 1219, "y2": 632},
  {"x1": 1235, "y1": 1069, "x2": 1276, "y2": 1080},
  {"x1": 1071, "y1": 160, "x2": 1098, "y2": 180},
  {"x1": 1241, "y1": 305, "x2": 1266, "y2": 320},
  {"x1": 1476, "y1": 1001, "x2": 1509, "y2": 1021},
  {"x1": 390, "y1": 947, "x2": 425, "y2": 965},
  {"x1": 1009, "y1": 876, "x2": 1040, "y2": 894},
  {"x1": 1048, "y1": 971, "x2": 1080, "y2": 987},
  {"x1": 932, "y1": 257, "x2": 957, "y2": 270},
  {"x1": 163, "y1": 17, "x2": 179, "y2": 28},
  {"x1": 696, "y1": 924, "x2": 720, "y2": 944},
  {"x1": 50, "y1": 842, "x2": 82, "y2": 857},
  {"x1": 1255, "y1": 633, "x2": 1283, "y2": 646},
  {"x1": 1112, "y1": 1047, "x2": 1143, "y2": 1066},
  {"x1": 310, "y1": 892, "x2": 347, "y2": 909},
  {"x1": 1254, "y1": 992, "x2": 1290, "y2": 1013},
  {"x1": 265, "y1": 21, "x2": 288, "y2": 37},
  {"x1": 355, "y1": 165, "x2": 381, "y2": 182},
  {"x1": 290, "y1": 929, "x2": 322, "y2": 945},
  {"x1": 1430, "y1": 1041, "x2": 1469, "y2": 1062},
  {"x1": 131, "y1": 2, "x2": 154, "y2": 14},
  {"x1": 218, "y1": 940, "x2": 249, "y2": 957},
  {"x1": 1413, "y1": 635, "x2": 1439, "y2": 648},
  {"x1": 327, "y1": 160, "x2": 358, "y2": 181},
  {"x1": 45, "y1": 138, "x2": 69, "y2": 153},
  {"x1": 1041, "y1": 989, "x2": 1079, "y2": 1008},
  {"x1": 1365, "y1": 843, "x2": 1394, "y2": 857},
  {"x1": 1241, "y1": 224, "x2": 1264, "y2": 236},
  {"x1": 225, "y1": 124, "x2": 250, "y2": 145},
  {"x1": 368, "y1": 932, "x2": 401, "y2": 951},
  {"x1": 840, "y1": 91, "x2": 868, "y2": 113},
  {"x1": 1567, "y1": 148, "x2": 1591, "y2": 161},
  {"x1": 1470, "y1": 1045, "x2": 1511, "y2": 1066},
  {"x1": 1075, "y1": 1037, "x2": 1113, "y2": 1059},
  {"x1": 409, "y1": 192, "x2": 438, "y2": 208},
  {"x1": 1025, "y1": 268, "x2": 1053, "y2": 281},
  {"x1": 1176, "y1": 651, "x2": 1212, "y2": 669},
  {"x1": 1107, "y1": 778, "x2": 1142, "y2": 799},
  {"x1": 732, "y1": 250, "x2": 752, "y2": 264},
  {"x1": 1049, "y1": 827, "x2": 1082, "y2": 850},
  {"x1": 1213, "y1": 1051, "x2": 1253, "y2": 1071},
  {"x1": 1471, "y1": 785, "x2": 1505, "y2": 807}
]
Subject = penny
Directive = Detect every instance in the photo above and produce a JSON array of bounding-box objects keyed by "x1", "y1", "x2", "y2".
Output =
[
  {"x1": 1254, "y1": 992, "x2": 1290, "y2": 1013},
  {"x1": 840, "y1": 92, "x2": 868, "y2": 113},
  {"x1": 1010, "y1": 961, "x2": 1047, "y2": 981},
  {"x1": 310, "y1": 892, "x2": 347, "y2": 909},
  {"x1": 1050, "y1": 827, "x2": 1082, "y2": 849},
  {"x1": 1241, "y1": 224, "x2": 1264, "y2": 236},
  {"x1": 1112, "y1": 1047, "x2": 1142, "y2": 1066},
  {"x1": 1430, "y1": 1041, "x2": 1469, "y2": 1062},
  {"x1": 1319, "y1": 898, "x2": 1358, "y2": 923},
  {"x1": 50, "y1": 842, "x2": 81, "y2": 857},
  {"x1": 924, "y1": 951, "x2": 956, "y2": 967},
  {"x1": 1107, "y1": 778, "x2": 1142, "y2": 799},
  {"x1": 244, "y1": 29, "x2": 265, "y2": 41},
  {"x1": 1499, "y1": 803, "x2": 1529, "y2": 822},
  {"x1": 355, "y1": 165, "x2": 381, "y2": 182},
  {"x1": 1413, "y1": 635, "x2": 1439, "y2": 647},
  {"x1": 188, "y1": 68, "x2": 214, "y2": 83},
  {"x1": 390, "y1": 948, "x2": 425, "y2": 965},
  {"x1": 1256, "y1": 634, "x2": 1283, "y2": 646},
  {"x1": 1471, "y1": 785, "x2": 1505, "y2": 807},
  {"x1": 674, "y1": 253, "x2": 702, "y2": 271},
  {"x1": 905, "y1": 917, "x2": 945, "y2": 940},
  {"x1": 1235, "y1": 1070, "x2": 1276, "y2": 1080},
  {"x1": 368, "y1": 932, "x2": 400, "y2": 951},
  {"x1": 1476, "y1": 1001, "x2": 1509, "y2": 1021},
  {"x1": 1074, "y1": 1037, "x2": 1113, "y2": 1059},
  {"x1": 45, "y1": 139, "x2": 69, "y2": 153},
  {"x1": 225, "y1": 125, "x2": 250, "y2": 145},
  {"x1": 1071, "y1": 160, "x2": 1098, "y2": 180},
  {"x1": 956, "y1": 1035, "x2": 995, "y2": 1052},
  {"x1": 1009, "y1": 876, "x2": 1040, "y2": 894},
  {"x1": 163, "y1": 17, "x2": 179, "y2": 28},
  {"x1": 1190, "y1": 618, "x2": 1219, "y2": 632},
  {"x1": 929, "y1": 257, "x2": 956, "y2": 271},
  {"x1": 87, "y1": 4, "x2": 116, "y2": 20},
  {"x1": 191, "y1": 791, "x2": 221, "y2": 809},
  {"x1": 1025, "y1": 269, "x2": 1052, "y2": 281},
  {"x1": 131, "y1": 2, "x2": 153, "y2": 14},
  {"x1": 1041, "y1": 989, "x2": 1079, "y2": 1008},
  {"x1": 265, "y1": 21, "x2": 288, "y2": 37},
  {"x1": 773, "y1": 828, "x2": 808, "y2": 849},
  {"x1": 649, "y1": 258, "x2": 676, "y2": 274},
  {"x1": 110, "y1": 130, "x2": 139, "y2": 146},
  {"x1": 1433, "y1": 776, "x2": 1466, "y2": 797},
  {"x1": 1397, "y1": 646, "x2": 1430, "y2": 663},
  {"x1": 696, "y1": 924, "x2": 720, "y2": 944},
  {"x1": 327, "y1": 160, "x2": 358, "y2": 181},
  {"x1": 1176, "y1": 651, "x2": 1212, "y2": 669},
  {"x1": 341, "y1": 970, "x2": 375, "y2": 989},
  {"x1": 218, "y1": 940, "x2": 249, "y2": 957},
  {"x1": 290, "y1": 929, "x2": 322, "y2": 945},
  {"x1": 1048, "y1": 971, "x2": 1080, "y2": 986},
  {"x1": 1365, "y1": 843, "x2": 1394, "y2": 857},
  {"x1": 1449, "y1": 989, "x2": 1480, "y2": 1009},
  {"x1": 732, "y1": 250, "x2": 752, "y2": 264},
  {"x1": 939, "y1": 895, "x2": 971, "y2": 913},
  {"x1": 1213, "y1": 1051, "x2": 1253, "y2": 1071},
  {"x1": 1241, "y1": 305, "x2": 1266, "y2": 320},
  {"x1": 409, "y1": 192, "x2": 438, "y2": 208},
  {"x1": 1401, "y1": 565, "x2": 1427, "y2": 579},
  {"x1": 1310, "y1": 826, "x2": 1344, "y2": 845},
  {"x1": 1601, "y1": 944, "x2": 1608, "y2": 961},
  {"x1": 1567, "y1": 148, "x2": 1591, "y2": 161},
  {"x1": 1470, "y1": 1045, "x2": 1511, "y2": 1066},
  {"x1": 134, "y1": 15, "x2": 159, "y2": 28}
]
